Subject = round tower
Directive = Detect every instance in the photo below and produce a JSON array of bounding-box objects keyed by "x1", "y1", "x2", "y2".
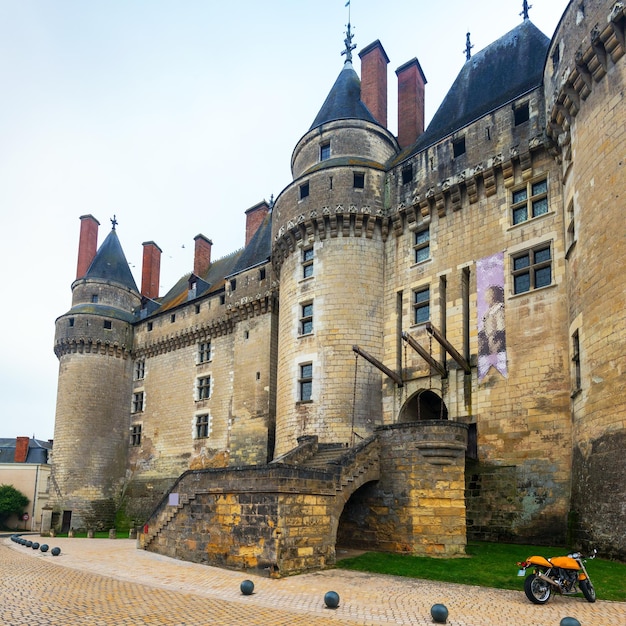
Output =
[
  {"x1": 50, "y1": 216, "x2": 141, "y2": 531},
  {"x1": 544, "y1": 0, "x2": 626, "y2": 559},
  {"x1": 272, "y1": 32, "x2": 399, "y2": 455}
]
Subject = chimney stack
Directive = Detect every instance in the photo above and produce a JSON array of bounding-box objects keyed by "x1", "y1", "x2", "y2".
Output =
[
  {"x1": 141, "y1": 241, "x2": 162, "y2": 300},
  {"x1": 76, "y1": 214, "x2": 100, "y2": 279},
  {"x1": 14, "y1": 437, "x2": 29, "y2": 463},
  {"x1": 245, "y1": 200, "x2": 270, "y2": 246},
  {"x1": 359, "y1": 40, "x2": 389, "y2": 128},
  {"x1": 396, "y1": 58, "x2": 427, "y2": 149},
  {"x1": 194, "y1": 234, "x2": 212, "y2": 278}
]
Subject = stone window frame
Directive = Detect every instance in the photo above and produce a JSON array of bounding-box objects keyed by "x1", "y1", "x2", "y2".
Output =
[
  {"x1": 134, "y1": 359, "x2": 145, "y2": 380},
  {"x1": 195, "y1": 413, "x2": 211, "y2": 439},
  {"x1": 320, "y1": 142, "x2": 331, "y2": 161},
  {"x1": 132, "y1": 391, "x2": 145, "y2": 414},
  {"x1": 299, "y1": 301, "x2": 314, "y2": 336},
  {"x1": 413, "y1": 226, "x2": 430, "y2": 264},
  {"x1": 198, "y1": 341, "x2": 212, "y2": 365},
  {"x1": 196, "y1": 375, "x2": 212, "y2": 401},
  {"x1": 298, "y1": 362, "x2": 313, "y2": 402},
  {"x1": 302, "y1": 245, "x2": 314, "y2": 279},
  {"x1": 353, "y1": 172, "x2": 365, "y2": 189},
  {"x1": 412, "y1": 285, "x2": 430, "y2": 325},
  {"x1": 511, "y1": 178, "x2": 549, "y2": 226},
  {"x1": 511, "y1": 242, "x2": 553, "y2": 294},
  {"x1": 130, "y1": 424, "x2": 142, "y2": 447},
  {"x1": 299, "y1": 181, "x2": 310, "y2": 201}
]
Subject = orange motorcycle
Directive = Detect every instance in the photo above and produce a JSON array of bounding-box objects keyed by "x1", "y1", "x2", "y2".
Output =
[{"x1": 517, "y1": 550, "x2": 597, "y2": 604}]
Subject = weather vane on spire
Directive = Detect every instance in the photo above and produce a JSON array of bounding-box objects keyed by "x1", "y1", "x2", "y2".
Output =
[
  {"x1": 521, "y1": 0, "x2": 532, "y2": 20},
  {"x1": 341, "y1": 1, "x2": 356, "y2": 63},
  {"x1": 111, "y1": 215, "x2": 118, "y2": 230},
  {"x1": 464, "y1": 32, "x2": 473, "y2": 61}
]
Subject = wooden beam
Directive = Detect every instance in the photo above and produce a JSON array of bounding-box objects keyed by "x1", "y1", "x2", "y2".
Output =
[
  {"x1": 401, "y1": 331, "x2": 447, "y2": 378},
  {"x1": 352, "y1": 345, "x2": 404, "y2": 387},
  {"x1": 425, "y1": 322, "x2": 471, "y2": 374}
]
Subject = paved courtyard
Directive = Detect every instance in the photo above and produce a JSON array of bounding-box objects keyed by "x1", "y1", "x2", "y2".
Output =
[{"x1": 2, "y1": 535, "x2": 625, "y2": 625}]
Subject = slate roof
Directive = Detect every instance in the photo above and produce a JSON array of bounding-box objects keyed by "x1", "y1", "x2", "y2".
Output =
[
  {"x1": 0, "y1": 438, "x2": 51, "y2": 464},
  {"x1": 84, "y1": 228, "x2": 139, "y2": 292},
  {"x1": 407, "y1": 19, "x2": 550, "y2": 155},
  {"x1": 309, "y1": 61, "x2": 378, "y2": 131},
  {"x1": 228, "y1": 210, "x2": 272, "y2": 276}
]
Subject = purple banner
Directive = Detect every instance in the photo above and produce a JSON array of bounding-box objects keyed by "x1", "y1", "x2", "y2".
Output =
[{"x1": 477, "y1": 253, "x2": 507, "y2": 380}]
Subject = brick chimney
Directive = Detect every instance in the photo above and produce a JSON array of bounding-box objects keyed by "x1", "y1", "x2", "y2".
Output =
[
  {"x1": 194, "y1": 234, "x2": 212, "y2": 278},
  {"x1": 76, "y1": 214, "x2": 100, "y2": 279},
  {"x1": 396, "y1": 58, "x2": 427, "y2": 149},
  {"x1": 14, "y1": 437, "x2": 30, "y2": 463},
  {"x1": 245, "y1": 201, "x2": 270, "y2": 246},
  {"x1": 141, "y1": 241, "x2": 162, "y2": 300},
  {"x1": 359, "y1": 40, "x2": 390, "y2": 128}
]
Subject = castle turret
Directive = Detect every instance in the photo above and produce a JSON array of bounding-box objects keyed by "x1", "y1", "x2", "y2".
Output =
[
  {"x1": 50, "y1": 218, "x2": 141, "y2": 531},
  {"x1": 271, "y1": 28, "x2": 400, "y2": 455}
]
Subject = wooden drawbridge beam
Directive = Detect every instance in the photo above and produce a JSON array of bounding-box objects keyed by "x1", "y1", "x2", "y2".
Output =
[
  {"x1": 425, "y1": 322, "x2": 471, "y2": 374},
  {"x1": 352, "y1": 345, "x2": 404, "y2": 387},
  {"x1": 401, "y1": 331, "x2": 447, "y2": 378}
]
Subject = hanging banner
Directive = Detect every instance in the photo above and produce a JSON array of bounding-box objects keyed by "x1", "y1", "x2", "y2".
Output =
[{"x1": 477, "y1": 252, "x2": 507, "y2": 380}]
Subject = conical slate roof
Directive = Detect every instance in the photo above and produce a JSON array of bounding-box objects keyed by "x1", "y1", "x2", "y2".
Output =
[
  {"x1": 309, "y1": 61, "x2": 378, "y2": 131},
  {"x1": 84, "y1": 228, "x2": 139, "y2": 292},
  {"x1": 412, "y1": 19, "x2": 550, "y2": 152}
]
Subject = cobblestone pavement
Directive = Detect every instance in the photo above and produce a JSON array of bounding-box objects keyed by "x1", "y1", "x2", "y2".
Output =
[{"x1": 3, "y1": 536, "x2": 625, "y2": 625}]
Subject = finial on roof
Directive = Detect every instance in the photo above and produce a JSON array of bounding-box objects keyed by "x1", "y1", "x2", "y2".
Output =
[
  {"x1": 464, "y1": 32, "x2": 474, "y2": 61},
  {"x1": 341, "y1": 1, "x2": 356, "y2": 64},
  {"x1": 111, "y1": 215, "x2": 118, "y2": 230},
  {"x1": 269, "y1": 194, "x2": 275, "y2": 209},
  {"x1": 521, "y1": 0, "x2": 532, "y2": 20}
]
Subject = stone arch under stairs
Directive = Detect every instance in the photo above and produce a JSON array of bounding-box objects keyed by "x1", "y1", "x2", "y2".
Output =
[{"x1": 138, "y1": 422, "x2": 467, "y2": 576}]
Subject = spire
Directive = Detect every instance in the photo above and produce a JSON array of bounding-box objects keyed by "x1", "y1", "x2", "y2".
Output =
[
  {"x1": 84, "y1": 228, "x2": 139, "y2": 292},
  {"x1": 521, "y1": 0, "x2": 531, "y2": 20},
  {"x1": 464, "y1": 32, "x2": 474, "y2": 61}
]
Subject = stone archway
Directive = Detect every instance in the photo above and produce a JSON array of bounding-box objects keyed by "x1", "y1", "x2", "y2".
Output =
[{"x1": 398, "y1": 389, "x2": 448, "y2": 422}]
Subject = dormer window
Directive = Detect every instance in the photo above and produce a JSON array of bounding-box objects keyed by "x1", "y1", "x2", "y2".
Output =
[{"x1": 320, "y1": 142, "x2": 331, "y2": 161}]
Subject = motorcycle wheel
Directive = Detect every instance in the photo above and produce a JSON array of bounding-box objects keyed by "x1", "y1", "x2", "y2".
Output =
[
  {"x1": 580, "y1": 578, "x2": 596, "y2": 603},
  {"x1": 524, "y1": 573, "x2": 552, "y2": 604}
]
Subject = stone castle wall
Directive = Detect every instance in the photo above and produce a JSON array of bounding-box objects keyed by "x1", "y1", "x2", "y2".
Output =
[
  {"x1": 382, "y1": 77, "x2": 573, "y2": 541},
  {"x1": 545, "y1": 0, "x2": 626, "y2": 558}
]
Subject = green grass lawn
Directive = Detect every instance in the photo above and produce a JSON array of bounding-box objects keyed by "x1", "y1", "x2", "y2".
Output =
[{"x1": 337, "y1": 542, "x2": 626, "y2": 602}]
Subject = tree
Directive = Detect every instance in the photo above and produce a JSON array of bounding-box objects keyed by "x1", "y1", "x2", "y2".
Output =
[{"x1": 0, "y1": 484, "x2": 29, "y2": 527}]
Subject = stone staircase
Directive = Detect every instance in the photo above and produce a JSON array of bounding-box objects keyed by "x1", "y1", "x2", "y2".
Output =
[
  {"x1": 141, "y1": 491, "x2": 197, "y2": 548},
  {"x1": 140, "y1": 436, "x2": 380, "y2": 553}
]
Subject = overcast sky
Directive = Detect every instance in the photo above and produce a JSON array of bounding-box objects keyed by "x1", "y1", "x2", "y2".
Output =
[{"x1": 0, "y1": 0, "x2": 568, "y2": 441}]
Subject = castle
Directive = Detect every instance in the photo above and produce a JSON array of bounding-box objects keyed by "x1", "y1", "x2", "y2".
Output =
[{"x1": 49, "y1": 0, "x2": 626, "y2": 573}]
